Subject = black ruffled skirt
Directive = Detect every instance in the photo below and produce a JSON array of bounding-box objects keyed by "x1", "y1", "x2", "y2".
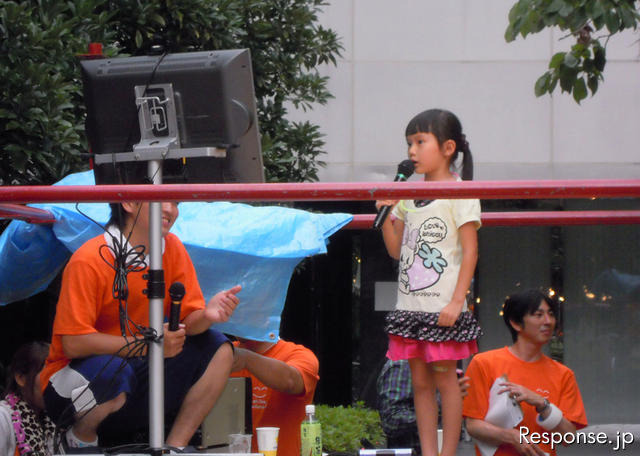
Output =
[{"x1": 385, "y1": 310, "x2": 483, "y2": 342}]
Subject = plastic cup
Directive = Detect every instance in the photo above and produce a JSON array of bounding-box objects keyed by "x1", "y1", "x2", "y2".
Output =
[
  {"x1": 229, "y1": 433, "x2": 252, "y2": 453},
  {"x1": 256, "y1": 427, "x2": 279, "y2": 456}
]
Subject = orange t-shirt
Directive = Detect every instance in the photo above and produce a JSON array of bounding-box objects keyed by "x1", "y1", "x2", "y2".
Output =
[
  {"x1": 41, "y1": 233, "x2": 205, "y2": 387},
  {"x1": 231, "y1": 340, "x2": 319, "y2": 456},
  {"x1": 463, "y1": 347, "x2": 587, "y2": 456}
]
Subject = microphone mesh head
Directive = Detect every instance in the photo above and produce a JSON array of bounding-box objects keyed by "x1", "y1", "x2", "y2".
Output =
[
  {"x1": 397, "y1": 159, "x2": 415, "y2": 179},
  {"x1": 169, "y1": 281, "x2": 185, "y2": 300}
]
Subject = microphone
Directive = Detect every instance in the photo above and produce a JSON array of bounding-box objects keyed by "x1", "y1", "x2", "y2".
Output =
[
  {"x1": 168, "y1": 281, "x2": 185, "y2": 331},
  {"x1": 373, "y1": 159, "x2": 415, "y2": 229}
]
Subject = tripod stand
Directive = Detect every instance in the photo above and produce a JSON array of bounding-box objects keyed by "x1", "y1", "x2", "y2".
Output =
[{"x1": 93, "y1": 84, "x2": 227, "y2": 454}]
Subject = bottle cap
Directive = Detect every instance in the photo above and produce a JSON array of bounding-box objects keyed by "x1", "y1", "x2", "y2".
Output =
[{"x1": 305, "y1": 404, "x2": 315, "y2": 414}]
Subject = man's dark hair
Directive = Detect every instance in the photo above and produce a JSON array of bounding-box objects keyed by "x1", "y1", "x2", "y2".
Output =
[
  {"x1": 502, "y1": 289, "x2": 558, "y2": 342},
  {"x1": 106, "y1": 171, "x2": 151, "y2": 229}
]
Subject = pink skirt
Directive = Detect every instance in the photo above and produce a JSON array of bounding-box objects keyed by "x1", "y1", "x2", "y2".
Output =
[{"x1": 386, "y1": 334, "x2": 478, "y2": 363}]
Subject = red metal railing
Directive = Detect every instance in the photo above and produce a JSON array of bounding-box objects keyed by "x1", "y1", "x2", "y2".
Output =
[
  {"x1": 0, "y1": 204, "x2": 56, "y2": 224},
  {"x1": 1, "y1": 180, "x2": 640, "y2": 203},
  {"x1": 1, "y1": 179, "x2": 639, "y2": 227},
  {"x1": 347, "y1": 211, "x2": 640, "y2": 229}
]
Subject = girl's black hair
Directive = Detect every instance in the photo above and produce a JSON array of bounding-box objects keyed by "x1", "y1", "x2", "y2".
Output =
[
  {"x1": 405, "y1": 108, "x2": 473, "y2": 180},
  {"x1": 4, "y1": 341, "x2": 49, "y2": 408},
  {"x1": 502, "y1": 289, "x2": 558, "y2": 342}
]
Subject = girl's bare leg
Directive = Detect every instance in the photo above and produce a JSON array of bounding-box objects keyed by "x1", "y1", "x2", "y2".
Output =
[
  {"x1": 432, "y1": 360, "x2": 461, "y2": 456},
  {"x1": 409, "y1": 358, "x2": 439, "y2": 456}
]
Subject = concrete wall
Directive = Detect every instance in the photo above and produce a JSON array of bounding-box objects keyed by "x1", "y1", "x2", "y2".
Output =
[
  {"x1": 292, "y1": 0, "x2": 640, "y2": 182},
  {"x1": 292, "y1": 1, "x2": 640, "y2": 425}
]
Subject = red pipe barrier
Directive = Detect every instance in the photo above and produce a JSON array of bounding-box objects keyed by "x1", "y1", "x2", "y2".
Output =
[
  {"x1": 1, "y1": 179, "x2": 640, "y2": 204},
  {"x1": 0, "y1": 204, "x2": 56, "y2": 224},
  {"x1": 345, "y1": 211, "x2": 640, "y2": 229},
  {"x1": 2, "y1": 202, "x2": 638, "y2": 228},
  {"x1": 480, "y1": 210, "x2": 640, "y2": 227}
]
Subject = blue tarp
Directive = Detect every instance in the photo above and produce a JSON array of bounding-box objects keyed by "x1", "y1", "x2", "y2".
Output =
[{"x1": 0, "y1": 170, "x2": 352, "y2": 341}]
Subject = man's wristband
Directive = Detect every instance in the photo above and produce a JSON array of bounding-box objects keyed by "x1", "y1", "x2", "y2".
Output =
[{"x1": 536, "y1": 403, "x2": 563, "y2": 430}]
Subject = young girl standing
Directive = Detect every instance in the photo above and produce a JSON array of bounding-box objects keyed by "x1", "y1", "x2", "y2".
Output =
[{"x1": 377, "y1": 109, "x2": 482, "y2": 456}]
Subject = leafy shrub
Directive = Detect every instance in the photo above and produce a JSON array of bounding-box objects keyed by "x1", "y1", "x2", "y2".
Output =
[
  {"x1": 0, "y1": 0, "x2": 342, "y2": 185},
  {"x1": 0, "y1": 0, "x2": 113, "y2": 185},
  {"x1": 316, "y1": 402, "x2": 386, "y2": 453}
]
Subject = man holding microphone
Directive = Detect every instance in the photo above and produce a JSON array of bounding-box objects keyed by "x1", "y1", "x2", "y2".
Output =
[{"x1": 41, "y1": 200, "x2": 241, "y2": 450}]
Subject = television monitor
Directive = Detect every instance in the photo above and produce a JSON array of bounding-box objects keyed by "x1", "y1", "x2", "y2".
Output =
[{"x1": 80, "y1": 49, "x2": 264, "y2": 185}]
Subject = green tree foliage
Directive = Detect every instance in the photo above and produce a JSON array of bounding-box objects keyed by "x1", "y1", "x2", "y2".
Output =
[
  {"x1": 0, "y1": 0, "x2": 113, "y2": 185},
  {"x1": 0, "y1": 0, "x2": 342, "y2": 185},
  {"x1": 505, "y1": 0, "x2": 640, "y2": 103}
]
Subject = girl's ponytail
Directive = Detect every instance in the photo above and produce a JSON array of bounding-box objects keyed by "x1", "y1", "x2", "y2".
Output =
[{"x1": 459, "y1": 133, "x2": 473, "y2": 181}]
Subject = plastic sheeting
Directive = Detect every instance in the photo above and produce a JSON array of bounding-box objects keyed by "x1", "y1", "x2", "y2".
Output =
[{"x1": 0, "y1": 170, "x2": 352, "y2": 341}]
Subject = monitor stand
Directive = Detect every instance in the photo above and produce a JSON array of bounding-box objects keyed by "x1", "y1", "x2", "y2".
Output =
[{"x1": 92, "y1": 85, "x2": 228, "y2": 455}]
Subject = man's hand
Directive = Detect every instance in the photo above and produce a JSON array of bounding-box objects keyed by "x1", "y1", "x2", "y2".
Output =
[
  {"x1": 457, "y1": 370, "x2": 470, "y2": 397},
  {"x1": 205, "y1": 285, "x2": 242, "y2": 323},
  {"x1": 499, "y1": 380, "x2": 546, "y2": 411},
  {"x1": 508, "y1": 429, "x2": 548, "y2": 456},
  {"x1": 467, "y1": 418, "x2": 548, "y2": 456},
  {"x1": 164, "y1": 322, "x2": 186, "y2": 358},
  {"x1": 500, "y1": 380, "x2": 577, "y2": 438}
]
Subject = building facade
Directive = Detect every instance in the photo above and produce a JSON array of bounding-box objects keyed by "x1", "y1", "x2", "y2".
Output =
[{"x1": 285, "y1": 1, "x2": 640, "y2": 425}]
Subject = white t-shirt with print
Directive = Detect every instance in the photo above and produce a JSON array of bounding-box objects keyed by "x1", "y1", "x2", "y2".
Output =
[{"x1": 392, "y1": 197, "x2": 481, "y2": 313}]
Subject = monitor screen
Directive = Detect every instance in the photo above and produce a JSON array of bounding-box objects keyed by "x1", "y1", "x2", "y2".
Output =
[{"x1": 80, "y1": 49, "x2": 264, "y2": 184}]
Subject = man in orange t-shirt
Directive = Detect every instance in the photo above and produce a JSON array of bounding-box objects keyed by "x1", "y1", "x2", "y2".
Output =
[
  {"x1": 42, "y1": 201, "x2": 241, "y2": 450},
  {"x1": 231, "y1": 338, "x2": 319, "y2": 456},
  {"x1": 463, "y1": 290, "x2": 587, "y2": 456}
]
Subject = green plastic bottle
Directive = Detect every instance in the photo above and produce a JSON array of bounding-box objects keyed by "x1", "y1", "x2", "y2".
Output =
[{"x1": 300, "y1": 404, "x2": 322, "y2": 456}]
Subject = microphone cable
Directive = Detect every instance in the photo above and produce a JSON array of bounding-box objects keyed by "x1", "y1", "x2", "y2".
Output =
[
  {"x1": 55, "y1": 51, "x2": 173, "y2": 449},
  {"x1": 75, "y1": 202, "x2": 150, "y2": 339},
  {"x1": 106, "y1": 50, "x2": 169, "y2": 188},
  {"x1": 51, "y1": 50, "x2": 173, "y2": 450}
]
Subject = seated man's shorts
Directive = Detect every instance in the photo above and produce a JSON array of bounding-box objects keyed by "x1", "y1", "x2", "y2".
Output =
[{"x1": 43, "y1": 328, "x2": 230, "y2": 431}]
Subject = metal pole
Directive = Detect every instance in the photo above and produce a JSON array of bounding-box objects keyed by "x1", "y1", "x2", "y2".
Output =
[{"x1": 147, "y1": 159, "x2": 165, "y2": 452}]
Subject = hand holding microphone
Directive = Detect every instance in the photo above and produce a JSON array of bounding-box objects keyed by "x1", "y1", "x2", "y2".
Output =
[
  {"x1": 168, "y1": 281, "x2": 185, "y2": 331},
  {"x1": 373, "y1": 159, "x2": 415, "y2": 229},
  {"x1": 164, "y1": 282, "x2": 186, "y2": 358}
]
